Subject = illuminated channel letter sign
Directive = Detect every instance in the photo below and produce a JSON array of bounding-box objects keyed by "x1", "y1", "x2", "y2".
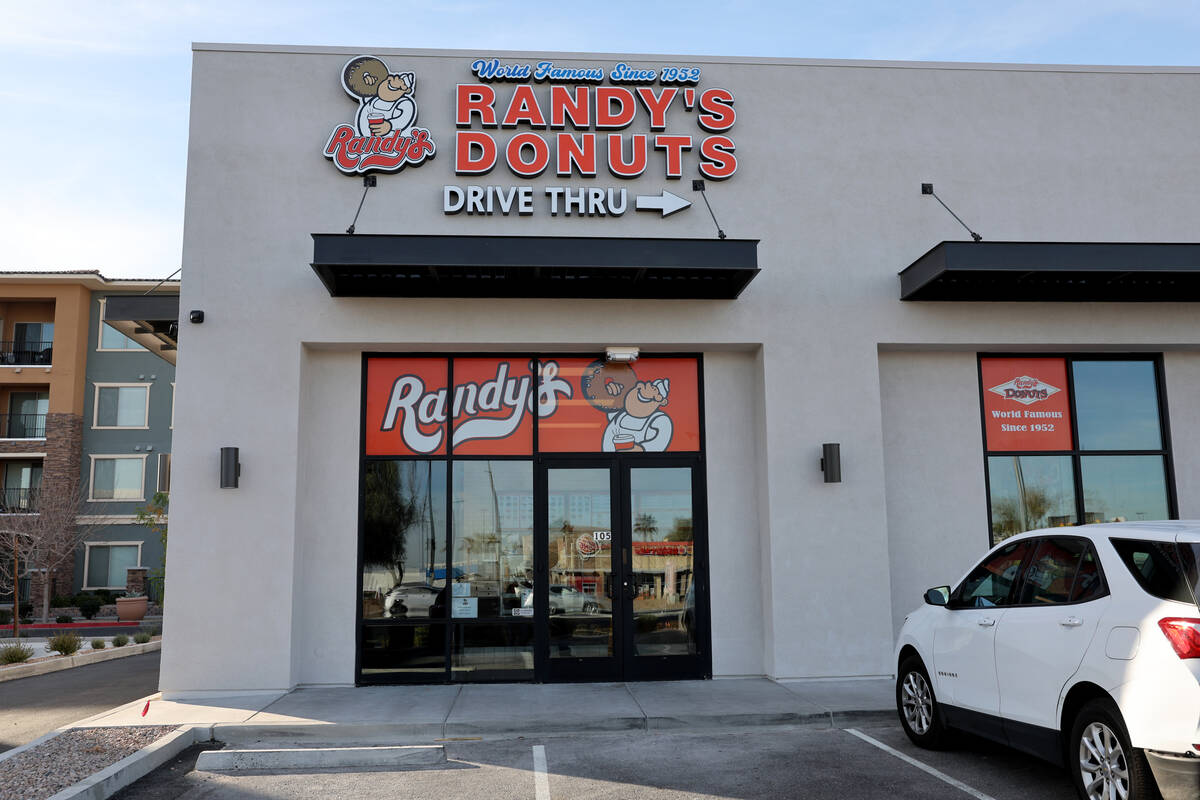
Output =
[
  {"x1": 980, "y1": 358, "x2": 1072, "y2": 451},
  {"x1": 364, "y1": 356, "x2": 701, "y2": 456},
  {"x1": 322, "y1": 55, "x2": 741, "y2": 220},
  {"x1": 447, "y1": 59, "x2": 736, "y2": 219}
]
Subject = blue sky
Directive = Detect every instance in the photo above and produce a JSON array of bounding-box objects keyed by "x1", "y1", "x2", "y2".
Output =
[{"x1": 1, "y1": 0, "x2": 1197, "y2": 278}]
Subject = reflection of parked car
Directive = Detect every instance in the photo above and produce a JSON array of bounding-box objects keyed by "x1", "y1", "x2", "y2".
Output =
[
  {"x1": 521, "y1": 585, "x2": 608, "y2": 614},
  {"x1": 895, "y1": 523, "x2": 1200, "y2": 800},
  {"x1": 679, "y1": 583, "x2": 695, "y2": 634},
  {"x1": 383, "y1": 583, "x2": 441, "y2": 618}
]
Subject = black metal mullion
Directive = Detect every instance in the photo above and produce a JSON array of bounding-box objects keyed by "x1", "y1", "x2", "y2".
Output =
[{"x1": 1065, "y1": 357, "x2": 1087, "y2": 527}]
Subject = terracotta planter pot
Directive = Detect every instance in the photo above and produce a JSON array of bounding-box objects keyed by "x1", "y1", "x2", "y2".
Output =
[{"x1": 115, "y1": 596, "x2": 148, "y2": 622}]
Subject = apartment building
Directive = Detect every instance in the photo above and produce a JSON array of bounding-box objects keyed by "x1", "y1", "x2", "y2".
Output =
[{"x1": 0, "y1": 272, "x2": 178, "y2": 604}]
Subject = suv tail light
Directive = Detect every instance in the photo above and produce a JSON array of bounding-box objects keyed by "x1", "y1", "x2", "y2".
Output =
[{"x1": 1159, "y1": 618, "x2": 1200, "y2": 659}]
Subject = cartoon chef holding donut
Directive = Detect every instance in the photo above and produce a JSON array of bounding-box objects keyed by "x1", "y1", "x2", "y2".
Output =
[
  {"x1": 342, "y1": 55, "x2": 417, "y2": 137},
  {"x1": 581, "y1": 361, "x2": 673, "y2": 452}
]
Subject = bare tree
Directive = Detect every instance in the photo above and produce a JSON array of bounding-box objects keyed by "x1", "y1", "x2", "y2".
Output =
[
  {"x1": 0, "y1": 527, "x2": 37, "y2": 636},
  {"x1": 8, "y1": 480, "x2": 104, "y2": 623}
]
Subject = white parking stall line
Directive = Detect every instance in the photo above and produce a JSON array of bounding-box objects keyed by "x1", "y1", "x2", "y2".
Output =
[
  {"x1": 845, "y1": 729, "x2": 999, "y2": 800},
  {"x1": 533, "y1": 744, "x2": 550, "y2": 800}
]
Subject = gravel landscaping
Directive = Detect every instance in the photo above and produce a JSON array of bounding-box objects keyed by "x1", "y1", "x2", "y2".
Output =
[{"x1": 0, "y1": 725, "x2": 177, "y2": 799}]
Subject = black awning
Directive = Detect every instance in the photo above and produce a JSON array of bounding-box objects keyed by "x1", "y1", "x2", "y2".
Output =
[
  {"x1": 311, "y1": 234, "x2": 759, "y2": 299},
  {"x1": 900, "y1": 241, "x2": 1200, "y2": 301},
  {"x1": 104, "y1": 295, "x2": 179, "y2": 364}
]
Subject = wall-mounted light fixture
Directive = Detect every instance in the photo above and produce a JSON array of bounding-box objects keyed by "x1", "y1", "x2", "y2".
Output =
[
  {"x1": 220, "y1": 447, "x2": 241, "y2": 489},
  {"x1": 820, "y1": 443, "x2": 842, "y2": 483},
  {"x1": 189, "y1": 310, "x2": 205, "y2": 324},
  {"x1": 605, "y1": 346, "x2": 639, "y2": 363}
]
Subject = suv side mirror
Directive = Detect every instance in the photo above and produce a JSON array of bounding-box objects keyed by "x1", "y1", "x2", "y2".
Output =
[{"x1": 924, "y1": 586, "x2": 951, "y2": 606}]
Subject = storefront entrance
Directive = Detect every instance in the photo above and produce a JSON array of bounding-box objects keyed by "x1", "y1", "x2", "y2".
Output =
[
  {"x1": 538, "y1": 458, "x2": 708, "y2": 682},
  {"x1": 357, "y1": 354, "x2": 710, "y2": 684}
]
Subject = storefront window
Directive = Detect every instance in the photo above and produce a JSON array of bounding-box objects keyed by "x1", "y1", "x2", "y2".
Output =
[
  {"x1": 451, "y1": 461, "x2": 534, "y2": 618},
  {"x1": 361, "y1": 460, "x2": 446, "y2": 620},
  {"x1": 1081, "y1": 455, "x2": 1169, "y2": 524},
  {"x1": 986, "y1": 456, "x2": 1076, "y2": 540},
  {"x1": 981, "y1": 356, "x2": 1173, "y2": 544}
]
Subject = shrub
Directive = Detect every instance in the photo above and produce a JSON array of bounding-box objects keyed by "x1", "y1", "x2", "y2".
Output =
[
  {"x1": 112, "y1": 634, "x2": 128, "y2": 647},
  {"x1": 0, "y1": 609, "x2": 10, "y2": 625},
  {"x1": 56, "y1": 615, "x2": 72, "y2": 624},
  {"x1": 133, "y1": 632, "x2": 151, "y2": 644},
  {"x1": 18, "y1": 602, "x2": 31, "y2": 618},
  {"x1": 90, "y1": 638, "x2": 106, "y2": 650},
  {"x1": 51, "y1": 594, "x2": 72, "y2": 608},
  {"x1": 142, "y1": 624, "x2": 162, "y2": 636},
  {"x1": 45, "y1": 632, "x2": 82, "y2": 656},
  {"x1": 0, "y1": 643, "x2": 33, "y2": 664},
  {"x1": 76, "y1": 594, "x2": 102, "y2": 620},
  {"x1": 20, "y1": 618, "x2": 31, "y2": 626}
]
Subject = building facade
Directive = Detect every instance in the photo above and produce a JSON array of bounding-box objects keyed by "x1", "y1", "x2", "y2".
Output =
[
  {"x1": 161, "y1": 44, "x2": 1200, "y2": 695},
  {"x1": 72, "y1": 292, "x2": 176, "y2": 597},
  {"x1": 0, "y1": 273, "x2": 177, "y2": 611}
]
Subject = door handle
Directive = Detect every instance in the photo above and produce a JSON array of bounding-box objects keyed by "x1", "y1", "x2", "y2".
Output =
[
  {"x1": 977, "y1": 617, "x2": 996, "y2": 627},
  {"x1": 1060, "y1": 616, "x2": 1084, "y2": 628}
]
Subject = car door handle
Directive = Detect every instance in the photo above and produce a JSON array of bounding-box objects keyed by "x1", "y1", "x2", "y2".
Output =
[
  {"x1": 977, "y1": 617, "x2": 996, "y2": 627},
  {"x1": 1060, "y1": 616, "x2": 1084, "y2": 628}
]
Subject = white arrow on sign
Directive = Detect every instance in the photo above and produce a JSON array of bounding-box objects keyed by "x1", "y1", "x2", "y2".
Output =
[{"x1": 635, "y1": 190, "x2": 692, "y2": 217}]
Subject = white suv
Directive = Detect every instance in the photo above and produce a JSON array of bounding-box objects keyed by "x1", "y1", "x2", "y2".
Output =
[{"x1": 894, "y1": 521, "x2": 1200, "y2": 800}]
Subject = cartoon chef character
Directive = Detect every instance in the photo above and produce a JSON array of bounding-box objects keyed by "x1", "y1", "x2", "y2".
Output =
[
  {"x1": 601, "y1": 376, "x2": 673, "y2": 452},
  {"x1": 342, "y1": 55, "x2": 417, "y2": 137}
]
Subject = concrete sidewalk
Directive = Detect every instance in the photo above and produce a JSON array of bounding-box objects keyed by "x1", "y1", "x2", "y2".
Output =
[{"x1": 73, "y1": 677, "x2": 895, "y2": 747}]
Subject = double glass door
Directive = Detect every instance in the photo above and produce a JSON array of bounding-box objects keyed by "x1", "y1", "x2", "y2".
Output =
[{"x1": 537, "y1": 458, "x2": 707, "y2": 682}]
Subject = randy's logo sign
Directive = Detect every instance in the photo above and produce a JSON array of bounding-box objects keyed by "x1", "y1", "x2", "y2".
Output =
[
  {"x1": 324, "y1": 55, "x2": 437, "y2": 174},
  {"x1": 987, "y1": 375, "x2": 1061, "y2": 405}
]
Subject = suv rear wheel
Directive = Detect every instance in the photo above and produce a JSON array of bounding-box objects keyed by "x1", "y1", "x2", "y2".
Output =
[
  {"x1": 1069, "y1": 698, "x2": 1156, "y2": 800},
  {"x1": 896, "y1": 655, "x2": 948, "y2": 749}
]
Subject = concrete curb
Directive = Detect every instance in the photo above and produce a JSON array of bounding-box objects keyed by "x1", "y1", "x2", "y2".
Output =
[
  {"x1": 0, "y1": 641, "x2": 161, "y2": 683},
  {"x1": 196, "y1": 744, "x2": 445, "y2": 771},
  {"x1": 44, "y1": 725, "x2": 209, "y2": 800}
]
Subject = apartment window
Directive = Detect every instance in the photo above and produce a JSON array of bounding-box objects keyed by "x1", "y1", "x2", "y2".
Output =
[
  {"x1": 97, "y1": 299, "x2": 146, "y2": 351},
  {"x1": 7, "y1": 322, "x2": 53, "y2": 365},
  {"x1": 980, "y1": 356, "x2": 1174, "y2": 544},
  {"x1": 93, "y1": 384, "x2": 150, "y2": 428},
  {"x1": 90, "y1": 455, "x2": 146, "y2": 501},
  {"x1": 156, "y1": 453, "x2": 171, "y2": 493},
  {"x1": 85, "y1": 542, "x2": 141, "y2": 589}
]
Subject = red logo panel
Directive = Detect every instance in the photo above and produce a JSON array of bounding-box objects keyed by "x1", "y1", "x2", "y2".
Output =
[
  {"x1": 538, "y1": 357, "x2": 700, "y2": 453},
  {"x1": 981, "y1": 358, "x2": 1072, "y2": 451}
]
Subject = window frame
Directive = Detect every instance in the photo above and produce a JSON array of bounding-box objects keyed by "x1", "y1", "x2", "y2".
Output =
[
  {"x1": 92, "y1": 382, "x2": 151, "y2": 429},
  {"x1": 82, "y1": 541, "x2": 143, "y2": 590},
  {"x1": 88, "y1": 454, "x2": 148, "y2": 502},
  {"x1": 96, "y1": 298, "x2": 147, "y2": 352},
  {"x1": 978, "y1": 354, "x2": 1177, "y2": 546}
]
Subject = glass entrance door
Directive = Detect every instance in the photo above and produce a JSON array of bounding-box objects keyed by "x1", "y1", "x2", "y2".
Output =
[{"x1": 538, "y1": 458, "x2": 708, "y2": 682}]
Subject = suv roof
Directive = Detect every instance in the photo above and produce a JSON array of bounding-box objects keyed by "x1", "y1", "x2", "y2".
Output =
[{"x1": 1009, "y1": 520, "x2": 1200, "y2": 544}]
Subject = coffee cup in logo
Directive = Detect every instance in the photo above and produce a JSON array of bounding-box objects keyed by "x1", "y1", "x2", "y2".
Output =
[
  {"x1": 613, "y1": 433, "x2": 636, "y2": 451},
  {"x1": 367, "y1": 113, "x2": 384, "y2": 129}
]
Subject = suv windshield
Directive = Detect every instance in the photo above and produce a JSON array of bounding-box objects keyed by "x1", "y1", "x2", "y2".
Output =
[{"x1": 1111, "y1": 538, "x2": 1196, "y2": 605}]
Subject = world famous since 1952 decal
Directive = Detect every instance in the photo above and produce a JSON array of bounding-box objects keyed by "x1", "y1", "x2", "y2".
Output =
[{"x1": 324, "y1": 55, "x2": 437, "y2": 174}]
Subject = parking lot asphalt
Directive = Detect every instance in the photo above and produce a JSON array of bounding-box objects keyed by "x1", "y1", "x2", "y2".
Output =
[
  {"x1": 0, "y1": 651, "x2": 161, "y2": 753},
  {"x1": 114, "y1": 722, "x2": 1079, "y2": 800}
]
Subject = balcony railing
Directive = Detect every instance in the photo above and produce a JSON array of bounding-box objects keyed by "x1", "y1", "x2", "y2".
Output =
[
  {"x1": 0, "y1": 341, "x2": 53, "y2": 366},
  {"x1": 0, "y1": 414, "x2": 47, "y2": 439},
  {"x1": 0, "y1": 487, "x2": 39, "y2": 513}
]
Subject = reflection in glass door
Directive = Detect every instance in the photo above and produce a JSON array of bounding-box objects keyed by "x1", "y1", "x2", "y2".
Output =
[
  {"x1": 546, "y1": 467, "x2": 618, "y2": 674},
  {"x1": 629, "y1": 467, "x2": 697, "y2": 659}
]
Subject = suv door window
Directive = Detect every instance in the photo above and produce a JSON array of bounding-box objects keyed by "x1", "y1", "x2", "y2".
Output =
[
  {"x1": 956, "y1": 539, "x2": 1035, "y2": 608},
  {"x1": 1070, "y1": 544, "x2": 1105, "y2": 602},
  {"x1": 1015, "y1": 538, "x2": 1103, "y2": 605}
]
